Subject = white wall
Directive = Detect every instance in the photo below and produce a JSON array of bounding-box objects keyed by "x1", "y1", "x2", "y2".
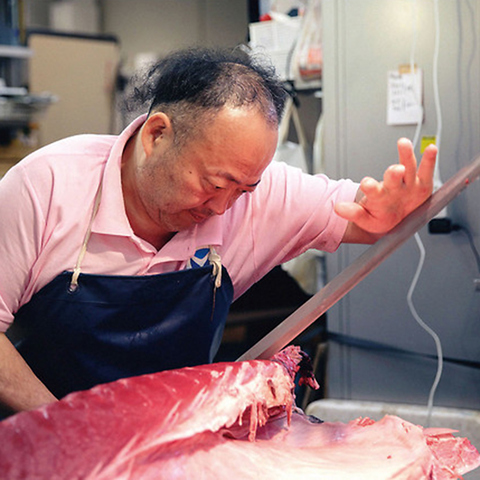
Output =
[
  {"x1": 24, "y1": 0, "x2": 249, "y2": 73},
  {"x1": 24, "y1": 0, "x2": 55, "y2": 29},
  {"x1": 101, "y1": 0, "x2": 249, "y2": 73}
]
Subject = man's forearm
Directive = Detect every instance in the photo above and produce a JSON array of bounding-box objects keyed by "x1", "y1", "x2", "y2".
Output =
[
  {"x1": 0, "y1": 333, "x2": 57, "y2": 414},
  {"x1": 341, "y1": 220, "x2": 383, "y2": 244}
]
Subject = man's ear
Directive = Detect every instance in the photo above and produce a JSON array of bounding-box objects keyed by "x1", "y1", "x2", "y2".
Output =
[{"x1": 141, "y1": 112, "x2": 173, "y2": 157}]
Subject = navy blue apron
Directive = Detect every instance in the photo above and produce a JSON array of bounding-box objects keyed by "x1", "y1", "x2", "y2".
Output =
[{"x1": 9, "y1": 183, "x2": 234, "y2": 399}]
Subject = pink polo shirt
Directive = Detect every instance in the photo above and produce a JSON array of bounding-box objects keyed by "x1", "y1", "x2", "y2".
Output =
[{"x1": 0, "y1": 116, "x2": 357, "y2": 332}]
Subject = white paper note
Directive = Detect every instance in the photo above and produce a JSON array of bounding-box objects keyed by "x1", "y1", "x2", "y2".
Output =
[{"x1": 387, "y1": 69, "x2": 423, "y2": 126}]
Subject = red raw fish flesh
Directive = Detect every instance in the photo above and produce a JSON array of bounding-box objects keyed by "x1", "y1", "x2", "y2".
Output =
[{"x1": 0, "y1": 346, "x2": 478, "y2": 479}]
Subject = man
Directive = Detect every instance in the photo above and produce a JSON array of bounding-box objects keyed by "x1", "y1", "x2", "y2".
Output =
[{"x1": 0, "y1": 48, "x2": 437, "y2": 415}]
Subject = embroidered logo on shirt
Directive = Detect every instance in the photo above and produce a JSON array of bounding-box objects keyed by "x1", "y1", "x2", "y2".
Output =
[{"x1": 186, "y1": 247, "x2": 211, "y2": 269}]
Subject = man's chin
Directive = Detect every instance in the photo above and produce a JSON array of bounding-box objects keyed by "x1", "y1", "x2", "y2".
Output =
[{"x1": 161, "y1": 213, "x2": 205, "y2": 233}]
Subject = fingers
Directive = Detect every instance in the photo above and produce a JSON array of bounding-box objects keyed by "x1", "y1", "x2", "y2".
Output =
[
  {"x1": 397, "y1": 137, "x2": 437, "y2": 187},
  {"x1": 361, "y1": 166, "x2": 405, "y2": 198},
  {"x1": 334, "y1": 201, "x2": 366, "y2": 224},
  {"x1": 336, "y1": 138, "x2": 437, "y2": 237},
  {"x1": 417, "y1": 143, "x2": 437, "y2": 186},
  {"x1": 397, "y1": 138, "x2": 417, "y2": 186},
  {"x1": 359, "y1": 176, "x2": 382, "y2": 198},
  {"x1": 383, "y1": 164, "x2": 406, "y2": 191}
]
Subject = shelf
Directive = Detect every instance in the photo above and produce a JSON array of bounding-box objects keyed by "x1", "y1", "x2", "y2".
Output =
[
  {"x1": 0, "y1": 45, "x2": 33, "y2": 59},
  {"x1": 0, "y1": 94, "x2": 57, "y2": 127}
]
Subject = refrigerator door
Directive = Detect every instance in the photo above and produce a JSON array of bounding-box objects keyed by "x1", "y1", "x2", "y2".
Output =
[
  {"x1": 28, "y1": 32, "x2": 120, "y2": 146},
  {"x1": 322, "y1": 0, "x2": 480, "y2": 410}
]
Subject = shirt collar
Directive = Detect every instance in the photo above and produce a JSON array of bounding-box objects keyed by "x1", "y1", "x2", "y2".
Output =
[{"x1": 157, "y1": 215, "x2": 224, "y2": 261}]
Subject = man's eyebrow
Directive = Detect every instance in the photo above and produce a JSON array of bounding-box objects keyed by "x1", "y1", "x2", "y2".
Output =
[
  {"x1": 245, "y1": 178, "x2": 262, "y2": 188},
  {"x1": 217, "y1": 171, "x2": 262, "y2": 188}
]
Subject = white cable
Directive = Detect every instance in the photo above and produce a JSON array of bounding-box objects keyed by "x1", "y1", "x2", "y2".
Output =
[
  {"x1": 432, "y1": 0, "x2": 443, "y2": 188},
  {"x1": 406, "y1": 0, "x2": 444, "y2": 427},
  {"x1": 409, "y1": 0, "x2": 423, "y2": 149},
  {"x1": 408, "y1": 234, "x2": 444, "y2": 426}
]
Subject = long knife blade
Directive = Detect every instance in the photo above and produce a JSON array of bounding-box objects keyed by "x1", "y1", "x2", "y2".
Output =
[{"x1": 237, "y1": 154, "x2": 480, "y2": 361}]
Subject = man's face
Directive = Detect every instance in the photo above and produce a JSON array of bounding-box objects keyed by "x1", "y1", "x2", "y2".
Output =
[{"x1": 134, "y1": 107, "x2": 278, "y2": 236}]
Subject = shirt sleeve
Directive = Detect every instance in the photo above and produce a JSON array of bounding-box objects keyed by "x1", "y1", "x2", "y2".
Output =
[
  {"x1": 222, "y1": 161, "x2": 359, "y2": 299},
  {"x1": 0, "y1": 162, "x2": 48, "y2": 332}
]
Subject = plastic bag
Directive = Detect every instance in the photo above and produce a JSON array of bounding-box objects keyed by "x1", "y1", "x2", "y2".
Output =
[{"x1": 289, "y1": 0, "x2": 322, "y2": 83}]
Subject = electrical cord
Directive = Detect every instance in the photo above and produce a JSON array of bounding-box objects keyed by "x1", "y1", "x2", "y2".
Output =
[
  {"x1": 432, "y1": 0, "x2": 443, "y2": 188},
  {"x1": 409, "y1": 0, "x2": 423, "y2": 149},
  {"x1": 407, "y1": 234, "x2": 443, "y2": 427},
  {"x1": 407, "y1": 0, "x2": 444, "y2": 427},
  {"x1": 429, "y1": 219, "x2": 480, "y2": 274},
  {"x1": 328, "y1": 332, "x2": 480, "y2": 370}
]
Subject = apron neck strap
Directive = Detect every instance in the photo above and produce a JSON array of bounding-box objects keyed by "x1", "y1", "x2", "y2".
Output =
[
  {"x1": 69, "y1": 182, "x2": 103, "y2": 292},
  {"x1": 208, "y1": 247, "x2": 222, "y2": 289}
]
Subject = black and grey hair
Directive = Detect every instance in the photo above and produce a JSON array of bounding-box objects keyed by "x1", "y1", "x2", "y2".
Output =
[{"x1": 125, "y1": 47, "x2": 287, "y2": 149}]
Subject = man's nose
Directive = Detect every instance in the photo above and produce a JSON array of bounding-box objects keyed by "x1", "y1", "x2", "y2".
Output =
[{"x1": 205, "y1": 190, "x2": 237, "y2": 216}]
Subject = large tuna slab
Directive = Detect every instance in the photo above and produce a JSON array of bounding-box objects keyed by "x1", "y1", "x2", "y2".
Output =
[{"x1": 0, "y1": 347, "x2": 478, "y2": 479}]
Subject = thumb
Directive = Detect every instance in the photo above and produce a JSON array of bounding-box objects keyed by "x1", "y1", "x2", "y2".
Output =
[{"x1": 334, "y1": 202, "x2": 365, "y2": 223}]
